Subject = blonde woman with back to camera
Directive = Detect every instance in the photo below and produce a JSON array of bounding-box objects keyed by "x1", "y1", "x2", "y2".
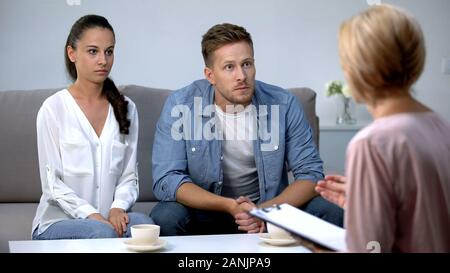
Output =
[{"x1": 315, "y1": 4, "x2": 450, "y2": 252}]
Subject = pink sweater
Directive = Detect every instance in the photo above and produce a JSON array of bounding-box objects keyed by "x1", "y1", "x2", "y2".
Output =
[{"x1": 345, "y1": 112, "x2": 450, "y2": 253}]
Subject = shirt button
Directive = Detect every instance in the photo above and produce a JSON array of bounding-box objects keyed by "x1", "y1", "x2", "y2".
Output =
[
  {"x1": 220, "y1": 156, "x2": 223, "y2": 161},
  {"x1": 218, "y1": 181, "x2": 223, "y2": 185},
  {"x1": 274, "y1": 145, "x2": 279, "y2": 151},
  {"x1": 191, "y1": 147, "x2": 196, "y2": 152}
]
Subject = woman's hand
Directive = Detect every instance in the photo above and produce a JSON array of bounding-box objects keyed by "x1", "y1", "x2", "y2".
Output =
[
  {"x1": 315, "y1": 175, "x2": 347, "y2": 209},
  {"x1": 88, "y1": 213, "x2": 114, "y2": 227},
  {"x1": 108, "y1": 208, "x2": 129, "y2": 237}
]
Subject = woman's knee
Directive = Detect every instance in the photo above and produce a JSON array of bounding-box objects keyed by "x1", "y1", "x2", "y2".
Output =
[
  {"x1": 37, "y1": 219, "x2": 118, "y2": 239},
  {"x1": 85, "y1": 221, "x2": 117, "y2": 238}
]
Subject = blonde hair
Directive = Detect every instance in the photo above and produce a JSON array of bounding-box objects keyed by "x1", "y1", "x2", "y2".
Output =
[
  {"x1": 202, "y1": 23, "x2": 253, "y2": 67},
  {"x1": 339, "y1": 4, "x2": 426, "y2": 100}
]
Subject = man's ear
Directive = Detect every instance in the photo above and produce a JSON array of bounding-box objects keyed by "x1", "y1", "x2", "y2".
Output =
[
  {"x1": 204, "y1": 66, "x2": 215, "y2": 85},
  {"x1": 67, "y1": 46, "x2": 76, "y2": 62}
]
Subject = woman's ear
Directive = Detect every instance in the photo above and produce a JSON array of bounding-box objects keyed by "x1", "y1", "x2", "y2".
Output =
[{"x1": 67, "y1": 46, "x2": 76, "y2": 63}]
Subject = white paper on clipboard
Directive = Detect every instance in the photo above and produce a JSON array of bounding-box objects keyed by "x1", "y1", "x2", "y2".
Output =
[{"x1": 249, "y1": 203, "x2": 347, "y2": 252}]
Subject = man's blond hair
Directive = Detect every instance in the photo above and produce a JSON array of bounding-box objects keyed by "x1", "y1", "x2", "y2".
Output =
[{"x1": 201, "y1": 23, "x2": 253, "y2": 67}]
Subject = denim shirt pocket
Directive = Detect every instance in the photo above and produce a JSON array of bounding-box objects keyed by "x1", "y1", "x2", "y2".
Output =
[
  {"x1": 261, "y1": 149, "x2": 284, "y2": 183},
  {"x1": 186, "y1": 141, "x2": 209, "y2": 185}
]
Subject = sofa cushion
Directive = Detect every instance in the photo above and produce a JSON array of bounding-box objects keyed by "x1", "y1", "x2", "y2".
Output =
[
  {"x1": 289, "y1": 87, "x2": 319, "y2": 147},
  {"x1": 0, "y1": 203, "x2": 38, "y2": 252},
  {"x1": 0, "y1": 89, "x2": 60, "y2": 202},
  {"x1": 120, "y1": 85, "x2": 171, "y2": 202}
]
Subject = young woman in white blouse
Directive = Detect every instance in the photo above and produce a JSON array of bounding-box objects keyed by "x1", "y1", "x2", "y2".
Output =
[{"x1": 32, "y1": 15, "x2": 154, "y2": 240}]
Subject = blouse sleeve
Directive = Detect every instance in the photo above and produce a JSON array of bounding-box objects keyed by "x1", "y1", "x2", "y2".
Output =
[
  {"x1": 36, "y1": 104, "x2": 98, "y2": 219},
  {"x1": 344, "y1": 138, "x2": 396, "y2": 253},
  {"x1": 111, "y1": 102, "x2": 139, "y2": 211}
]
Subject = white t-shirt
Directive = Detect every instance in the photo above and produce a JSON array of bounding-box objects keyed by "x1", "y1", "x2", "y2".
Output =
[
  {"x1": 32, "y1": 89, "x2": 139, "y2": 236},
  {"x1": 215, "y1": 104, "x2": 260, "y2": 201}
]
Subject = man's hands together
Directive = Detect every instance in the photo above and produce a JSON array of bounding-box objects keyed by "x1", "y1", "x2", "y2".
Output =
[{"x1": 232, "y1": 196, "x2": 265, "y2": 234}]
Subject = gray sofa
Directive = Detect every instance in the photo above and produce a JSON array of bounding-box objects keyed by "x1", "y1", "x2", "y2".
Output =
[{"x1": 0, "y1": 84, "x2": 319, "y2": 252}]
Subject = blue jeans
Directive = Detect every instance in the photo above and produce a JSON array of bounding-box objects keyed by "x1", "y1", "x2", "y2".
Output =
[
  {"x1": 150, "y1": 196, "x2": 343, "y2": 236},
  {"x1": 299, "y1": 196, "x2": 344, "y2": 227},
  {"x1": 32, "y1": 212, "x2": 154, "y2": 240}
]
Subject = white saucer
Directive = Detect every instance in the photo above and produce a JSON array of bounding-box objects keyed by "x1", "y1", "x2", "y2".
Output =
[
  {"x1": 123, "y1": 238, "x2": 167, "y2": 252},
  {"x1": 259, "y1": 233, "x2": 297, "y2": 246}
]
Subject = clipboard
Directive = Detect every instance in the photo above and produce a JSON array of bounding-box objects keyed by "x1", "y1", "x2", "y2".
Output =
[{"x1": 249, "y1": 203, "x2": 347, "y2": 252}]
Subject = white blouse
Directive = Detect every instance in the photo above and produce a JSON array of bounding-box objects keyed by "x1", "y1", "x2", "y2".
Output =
[{"x1": 32, "y1": 89, "x2": 139, "y2": 236}]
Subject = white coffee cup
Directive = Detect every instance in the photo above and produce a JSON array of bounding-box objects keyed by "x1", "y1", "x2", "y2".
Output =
[
  {"x1": 266, "y1": 223, "x2": 294, "y2": 240},
  {"x1": 130, "y1": 224, "x2": 160, "y2": 244}
]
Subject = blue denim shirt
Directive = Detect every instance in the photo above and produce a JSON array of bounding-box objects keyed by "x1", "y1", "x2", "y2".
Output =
[{"x1": 152, "y1": 79, "x2": 324, "y2": 203}]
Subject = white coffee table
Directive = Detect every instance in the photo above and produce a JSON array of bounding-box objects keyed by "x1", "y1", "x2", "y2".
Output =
[{"x1": 9, "y1": 233, "x2": 312, "y2": 253}]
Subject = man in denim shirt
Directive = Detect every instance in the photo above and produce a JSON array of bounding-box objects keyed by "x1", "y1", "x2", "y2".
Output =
[{"x1": 151, "y1": 23, "x2": 343, "y2": 235}]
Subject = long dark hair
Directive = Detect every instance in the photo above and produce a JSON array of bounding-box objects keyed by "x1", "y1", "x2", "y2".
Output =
[{"x1": 64, "y1": 15, "x2": 130, "y2": 135}]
